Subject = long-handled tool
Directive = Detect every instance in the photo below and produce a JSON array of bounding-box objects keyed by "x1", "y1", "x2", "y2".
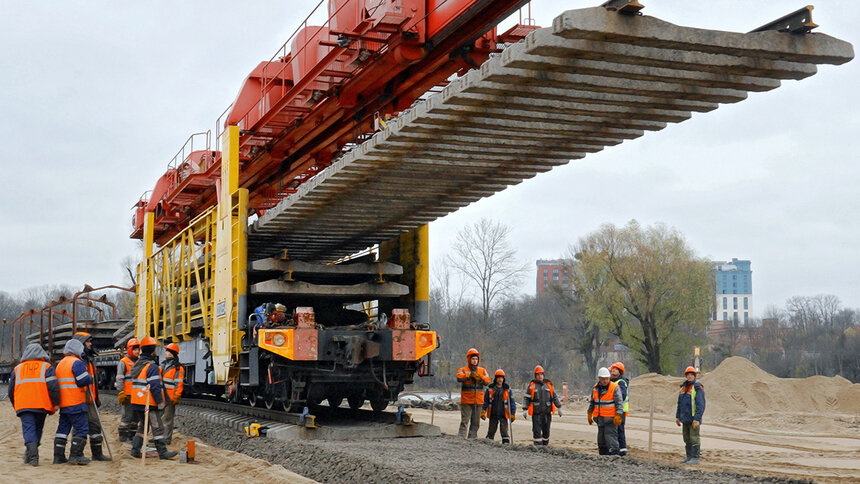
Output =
[
  {"x1": 509, "y1": 408, "x2": 515, "y2": 445},
  {"x1": 141, "y1": 385, "x2": 151, "y2": 468},
  {"x1": 88, "y1": 386, "x2": 113, "y2": 461}
]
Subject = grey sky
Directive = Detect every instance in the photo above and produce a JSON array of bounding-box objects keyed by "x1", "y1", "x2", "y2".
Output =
[{"x1": 1, "y1": 1, "x2": 858, "y2": 313}]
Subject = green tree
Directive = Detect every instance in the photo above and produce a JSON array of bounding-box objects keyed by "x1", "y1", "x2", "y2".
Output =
[{"x1": 572, "y1": 220, "x2": 713, "y2": 374}]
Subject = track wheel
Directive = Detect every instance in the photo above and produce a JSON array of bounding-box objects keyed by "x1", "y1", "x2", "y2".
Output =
[
  {"x1": 370, "y1": 398, "x2": 388, "y2": 413},
  {"x1": 248, "y1": 390, "x2": 258, "y2": 407},
  {"x1": 347, "y1": 396, "x2": 364, "y2": 410},
  {"x1": 264, "y1": 393, "x2": 275, "y2": 410},
  {"x1": 327, "y1": 395, "x2": 343, "y2": 409}
]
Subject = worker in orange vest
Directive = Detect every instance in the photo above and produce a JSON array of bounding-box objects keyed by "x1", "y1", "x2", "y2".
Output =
[
  {"x1": 8, "y1": 343, "x2": 59, "y2": 466},
  {"x1": 609, "y1": 361, "x2": 630, "y2": 456},
  {"x1": 455, "y1": 348, "x2": 490, "y2": 438},
  {"x1": 72, "y1": 332, "x2": 109, "y2": 461},
  {"x1": 587, "y1": 367, "x2": 623, "y2": 455},
  {"x1": 676, "y1": 366, "x2": 705, "y2": 464},
  {"x1": 128, "y1": 337, "x2": 177, "y2": 460},
  {"x1": 115, "y1": 337, "x2": 140, "y2": 443},
  {"x1": 53, "y1": 339, "x2": 92, "y2": 465},
  {"x1": 523, "y1": 365, "x2": 562, "y2": 446},
  {"x1": 481, "y1": 369, "x2": 516, "y2": 444},
  {"x1": 160, "y1": 342, "x2": 185, "y2": 444}
]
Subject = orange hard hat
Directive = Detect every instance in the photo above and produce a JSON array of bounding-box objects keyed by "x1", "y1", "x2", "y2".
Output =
[
  {"x1": 684, "y1": 366, "x2": 697, "y2": 375},
  {"x1": 165, "y1": 342, "x2": 180, "y2": 355},
  {"x1": 466, "y1": 348, "x2": 480, "y2": 359},
  {"x1": 494, "y1": 369, "x2": 505, "y2": 378},
  {"x1": 140, "y1": 336, "x2": 157, "y2": 347},
  {"x1": 534, "y1": 365, "x2": 544, "y2": 374},
  {"x1": 126, "y1": 338, "x2": 140, "y2": 357},
  {"x1": 610, "y1": 362, "x2": 625, "y2": 375}
]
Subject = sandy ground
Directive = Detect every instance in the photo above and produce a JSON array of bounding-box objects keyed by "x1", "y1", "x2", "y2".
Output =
[
  {"x1": 408, "y1": 406, "x2": 860, "y2": 483},
  {"x1": 0, "y1": 400, "x2": 317, "y2": 484}
]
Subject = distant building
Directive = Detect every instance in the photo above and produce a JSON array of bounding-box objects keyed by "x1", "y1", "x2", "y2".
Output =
[
  {"x1": 536, "y1": 259, "x2": 572, "y2": 296},
  {"x1": 711, "y1": 258, "x2": 753, "y2": 326}
]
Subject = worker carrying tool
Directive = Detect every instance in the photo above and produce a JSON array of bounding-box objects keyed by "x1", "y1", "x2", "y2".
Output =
[
  {"x1": 455, "y1": 348, "x2": 490, "y2": 439},
  {"x1": 481, "y1": 369, "x2": 516, "y2": 444},
  {"x1": 609, "y1": 361, "x2": 630, "y2": 456},
  {"x1": 160, "y1": 342, "x2": 185, "y2": 445},
  {"x1": 72, "y1": 332, "x2": 109, "y2": 461},
  {"x1": 587, "y1": 367, "x2": 623, "y2": 455},
  {"x1": 8, "y1": 343, "x2": 59, "y2": 466},
  {"x1": 523, "y1": 365, "x2": 562, "y2": 446},
  {"x1": 115, "y1": 337, "x2": 140, "y2": 443},
  {"x1": 676, "y1": 366, "x2": 705, "y2": 465},
  {"x1": 129, "y1": 337, "x2": 177, "y2": 460},
  {"x1": 53, "y1": 339, "x2": 92, "y2": 465}
]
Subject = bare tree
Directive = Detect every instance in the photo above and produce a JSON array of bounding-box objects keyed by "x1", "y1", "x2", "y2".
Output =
[{"x1": 447, "y1": 218, "x2": 527, "y2": 323}]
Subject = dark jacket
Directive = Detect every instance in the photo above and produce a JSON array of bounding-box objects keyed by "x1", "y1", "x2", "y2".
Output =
[
  {"x1": 130, "y1": 354, "x2": 164, "y2": 409},
  {"x1": 8, "y1": 344, "x2": 60, "y2": 414},
  {"x1": 482, "y1": 382, "x2": 516, "y2": 418},
  {"x1": 524, "y1": 379, "x2": 561, "y2": 415},
  {"x1": 676, "y1": 379, "x2": 705, "y2": 423}
]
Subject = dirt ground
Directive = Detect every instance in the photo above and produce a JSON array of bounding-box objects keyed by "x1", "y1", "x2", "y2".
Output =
[{"x1": 0, "y1": 389, "x2": 317, "y2": 484}]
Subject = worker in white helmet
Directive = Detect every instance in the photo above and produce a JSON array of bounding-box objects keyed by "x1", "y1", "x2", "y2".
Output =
[{"x1": 587, "y1": 367, "x2": 624, "y2": 455}]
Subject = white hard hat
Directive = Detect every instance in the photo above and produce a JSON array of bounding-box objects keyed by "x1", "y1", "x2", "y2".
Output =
[{"x1": 597, "y1": 367, "x2": 611, "y2": 378}]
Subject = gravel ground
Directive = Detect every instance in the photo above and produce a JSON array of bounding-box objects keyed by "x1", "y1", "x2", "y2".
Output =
[{"x1": 16, "y1": 392, "x2": 813, "y2": 484}]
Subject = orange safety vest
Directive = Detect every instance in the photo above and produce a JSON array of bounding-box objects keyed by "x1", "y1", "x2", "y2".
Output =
[
  {"x1": 13, "y1": 360, "x2": 54, "y2": 413},
  {"x1": 456, "y1": 366, "x2": 490, "y2": 405},
  {"x1": 486, "y1": 386, "x2": 511, "y2": 419},
  {"x1": 120, "y1": 356, "x2": 135, "y2": 394},
  {"x1": 162, "y1": 364, "x2": 185, "y2": 401},
  {"x1": 591, "y1": 381, "x2": 619, "y2": 418},
  {"x1": 527, "y1": 380, "x2": 556, "y2": 416},
  {"x1": 85, "y1": 360, "x2": 98, "y2": 403},
  {"x1": 130, "y1": 362, "x2": 159, "y2": 406},
  {"x1": 56, "y1": 356, "x2": 87, "y2": 408}
]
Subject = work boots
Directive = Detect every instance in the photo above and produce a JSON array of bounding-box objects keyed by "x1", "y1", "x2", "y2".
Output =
[
  {"x1": 53, "y1": 437, "x2": 68, "y2": 464},
  {"x1": 130, "y1": 436, "x2": 143, "y2": 458},
  {"x1": 155, "y1": 440, "x2": 178, "y2": 460},
  {"x1": 68, "y1": 436, "x2": 90, "y2": 465},
  {"x1": 25, "y1": 442, "x2": 39, "y2": 466},
  {"x1": 687, "y1": 445, "x2": 700, "y2": 465},
  {"x1": 680, "y1": 444, "x2": 691, "y2": 463},
  {"x1": 118, "y1": 428, "x2": 130, "y2": 443},
  {"x1": 90, "y1": 434, "x2": 111, "y2": 461}
]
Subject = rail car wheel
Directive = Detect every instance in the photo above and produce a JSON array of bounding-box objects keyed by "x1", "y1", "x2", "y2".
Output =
[
  {"x1": 248, "y1": 390, "x2": 258, "y2": 407},
  {"x1": 327, "y1": 394, "x2": 343, "y2": 409},
  {"x1": 370, "y1": 399, "x2": 388, "y2": 413},
  {"x1": 264, "y1": 393, "x2": 276, "y2": 410},
  {"x1": 347, "y1": 396, "x2": 364, "y2": 410}
]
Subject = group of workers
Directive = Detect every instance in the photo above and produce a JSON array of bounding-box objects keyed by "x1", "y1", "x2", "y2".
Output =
[
  {"x1": 7, "y1": 333, "x2": 185, "y2": 466},
  {"x1": 456, "y1": 348, "x2": 706, "y2": 463}
]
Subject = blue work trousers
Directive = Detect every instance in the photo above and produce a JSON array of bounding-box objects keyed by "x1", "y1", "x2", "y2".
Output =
[
  {"x1": 19, "y1": 411, "x2": 47, "y2": 444},
  {"x1": 56, "y1": 411, "x2": 89, "y2": 440}
]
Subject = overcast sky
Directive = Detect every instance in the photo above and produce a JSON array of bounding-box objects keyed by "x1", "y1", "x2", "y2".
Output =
[{"x1": 1, "y1": 1, "x2": 858, "y2": 313}]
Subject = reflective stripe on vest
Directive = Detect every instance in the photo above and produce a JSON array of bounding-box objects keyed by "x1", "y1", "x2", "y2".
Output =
[
  {"x1": 487, "y1": 387, "x2": 511, "y2": 419},
  {"x1": 591, "y1": 381, "x2": 618, "y2": 418},
  {"x1": 120, "y1": 357, "x2": 134, "y2": 393},
  {"x1": 691, "y1": 385, "x2": 697, "y2": 417},
  {"x1": 616, "y1": 378, "x2": 630, "y2": 415},
  {"x1": 130, "y1": 362, "x2": 160, "y2": 406},
  {"x1": 13, "y1": 361, "x2": 54, "y2": 413},
  {"x1": 162, "y1": 365, "x2": 183, "y2": 400},
  {"x1": 56, "y1": 356, "x2": 87, "y2": 408},
  {"x1": 527, "y1": 381, "x2": 555, "y2": 416}
]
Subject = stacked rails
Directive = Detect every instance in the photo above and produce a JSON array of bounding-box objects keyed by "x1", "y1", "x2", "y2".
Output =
[
  {"x1": 246, "y1": 6, "x2": 853, "y2": 261},
  {"x1": 26, "y1": 319, "x2": 129, "y2": 360}
]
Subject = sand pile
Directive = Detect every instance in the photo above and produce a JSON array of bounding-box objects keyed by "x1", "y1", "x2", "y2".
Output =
[{"x1": 629, "y1": 356, "x2": 860, "y2": 422}]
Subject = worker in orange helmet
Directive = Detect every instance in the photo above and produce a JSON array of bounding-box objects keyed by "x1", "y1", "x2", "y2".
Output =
[
  {"x1": 115, "y1": 337, "x2": 140, "y2": 443},
  {"x1": 609, "y1": 361, "x2": 629, "y2": 456},
  {"x1": 676, "y1": 366, "x2": 705, "y2": 465},
  {"x1": 455, "y1": 348, "x2": 490, "y2": 438},
  {"x1": 481, "y1": 369, "x2": 516, "y2": 444},
  {"x1": 160, "y1": 342, "x2": 185, "y2": 445},
  {"x1": 72, "y1": 331, "x2": 109, "y2": 461},
  {"x1": 53, "y1": 339, "x2": 92, "y2": 465},
  {"x1": 523, "y1": 365, "x2": 562, "y2": 446},
  {"x1": 129, "y1": 336, "x2": 177, "y2": 460},
  {"x1": 8, "y1": 343, "x2": 59, "y2": 466},
  {"x1": 587, "y1": 367, "x2": 623, "y2": 455}
]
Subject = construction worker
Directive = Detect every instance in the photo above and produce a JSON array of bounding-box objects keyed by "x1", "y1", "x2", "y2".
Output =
[
  {"x1": 129, "y1": 336, "x2": 177, "y2": 460},
  {"x1": 115, "y1": 337, "x2": 139, "y2": 443},
  {"x1": 455, "y1": 348, "x2": 490, "y2": 438},
  {"x1": 160, "y1": 342, "x2": 185, "y2": 444},
  {"x1": 609, "y1": 361, "x2": 629, "y2": 456},
  {"x1": 676, "y1": 366, "x2": 705, "y2": 465},
  {"x1": 587, "y1": 367, "x2": 623, "y2": 455},
  {"x1": 8, "y1": 343, "x2": 59, "y2": 466},
  {"x1": 481, "y1": 369, "x2": 516, "y2": 444},
  {"x1": 72, "y1": 331, "x2": 109, "y2": 461},
  {"x1": 54, "y1": 338, "x2": 91, "y2": 465},
  {"x1": 523, "y1": 365, "x2": 562, "y2": 446}
]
